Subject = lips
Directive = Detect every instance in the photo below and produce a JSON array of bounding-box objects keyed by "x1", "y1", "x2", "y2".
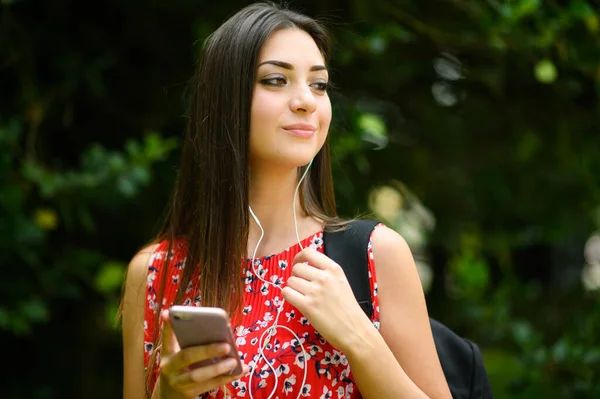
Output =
[{"x1": 281, "y1": 123, "x2": 317, "y2": 138}]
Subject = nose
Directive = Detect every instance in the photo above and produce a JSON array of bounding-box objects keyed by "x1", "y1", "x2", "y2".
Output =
[{"x1": 289, "y1": 85, "x2": 317, "y2": 114}]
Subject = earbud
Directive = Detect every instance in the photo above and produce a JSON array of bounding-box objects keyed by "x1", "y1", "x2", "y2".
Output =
[{"x1": 247, "y1": 159, "x2": 314, "y2": 399}]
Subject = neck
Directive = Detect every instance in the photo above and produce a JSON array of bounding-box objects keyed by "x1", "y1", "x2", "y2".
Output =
[{"x1": 247, "y1": 162, "x2": 322, "y2": 258}]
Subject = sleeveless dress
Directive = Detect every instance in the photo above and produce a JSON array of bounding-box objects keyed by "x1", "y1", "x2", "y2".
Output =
[{"x1": 143, "y1": 226, "x2": 382, "y2": 399}]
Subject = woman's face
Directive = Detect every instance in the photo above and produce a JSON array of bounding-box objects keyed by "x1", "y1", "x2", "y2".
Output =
[{"x1": 250, "y1": 28, "x2": 331, "y2": 170}]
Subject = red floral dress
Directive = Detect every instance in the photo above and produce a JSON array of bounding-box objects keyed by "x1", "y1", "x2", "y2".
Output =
[{"x1": 144, "y1": 225, "x2": 383, "y2": 399}]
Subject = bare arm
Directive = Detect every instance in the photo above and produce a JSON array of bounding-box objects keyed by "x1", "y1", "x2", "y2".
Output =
[
  {"x1": 123, "y1": 244, "x2": 250, "y2": 399},
  {"x1": 346, "y1": 226, "x2": 451, "y2": 398},
  {"x1": 123, "y1": 244, "x2": 159, "y2": 399}
]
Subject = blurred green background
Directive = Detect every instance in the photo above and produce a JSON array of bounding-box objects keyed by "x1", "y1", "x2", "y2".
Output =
[{"x1": 2, "y1": 0, "x2": 600, "y2": 397}]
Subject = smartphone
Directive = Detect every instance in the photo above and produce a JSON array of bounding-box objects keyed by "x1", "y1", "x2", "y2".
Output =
[{"x1": 169, "y1": 306, "x2": 243, "y2": 376}]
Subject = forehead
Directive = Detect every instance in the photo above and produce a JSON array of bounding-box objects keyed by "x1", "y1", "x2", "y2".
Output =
[{"x1": 258, "y1": 28, "x2": 325, "y2": 66}]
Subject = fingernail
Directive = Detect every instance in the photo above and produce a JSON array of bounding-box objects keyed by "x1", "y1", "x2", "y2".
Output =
[{"x1": 218, "y1": 343, "x2": 230, "y2": 352}]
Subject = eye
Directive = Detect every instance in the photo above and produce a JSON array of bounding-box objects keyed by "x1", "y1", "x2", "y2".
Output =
[
  {"x1": 311, "y1": 81, "x2": 329, "y2": 92},
  {"x1": 261, "y1": 76, "x2": 287, "y2": 87}
]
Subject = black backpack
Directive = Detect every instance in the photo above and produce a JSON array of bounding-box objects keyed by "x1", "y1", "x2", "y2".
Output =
[{"x1": 323, "y1": 220, "x2": 494, "y2": 399}]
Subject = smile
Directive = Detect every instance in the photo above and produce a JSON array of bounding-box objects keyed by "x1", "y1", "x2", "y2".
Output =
[{"x1": 281, "y1": 123, "x2": 316, "y2": 138}]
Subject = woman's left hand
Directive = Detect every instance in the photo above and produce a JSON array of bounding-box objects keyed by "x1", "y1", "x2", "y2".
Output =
[{"x1": 281, "y1": 247, "x2": 373, "y2": 351}]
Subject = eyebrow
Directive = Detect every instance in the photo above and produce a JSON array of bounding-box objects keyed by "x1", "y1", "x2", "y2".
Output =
[{"x1": 257, "y1": 60, "x2": 327, "y2": 72}]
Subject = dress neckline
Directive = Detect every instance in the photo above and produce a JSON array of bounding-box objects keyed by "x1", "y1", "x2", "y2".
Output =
[{"x1": 243, "y1": 230, "x2": 324, "y2": 263}]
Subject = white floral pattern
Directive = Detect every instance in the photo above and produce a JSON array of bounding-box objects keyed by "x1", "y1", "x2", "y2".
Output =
[{"x1": 144, "y1": 227, "x2": 383, "y2": 398}]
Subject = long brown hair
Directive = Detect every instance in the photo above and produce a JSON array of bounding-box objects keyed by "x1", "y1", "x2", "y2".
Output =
[{"x1": 141, "y1": 2, "x2": 342, "y2": 396}]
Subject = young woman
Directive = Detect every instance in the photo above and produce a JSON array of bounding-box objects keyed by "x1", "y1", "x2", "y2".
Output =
[{"x1": 121, "y1": 2, "x2": 452, "y2": 399}]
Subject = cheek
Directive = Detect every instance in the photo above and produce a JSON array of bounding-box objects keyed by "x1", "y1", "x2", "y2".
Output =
[
  {"x1": 249, "y1": 90, "x2": 281, "y2": 157},
  {"x1": 318, "y1": 98, "x2": 332, "y2": 138},
  {"x1": 251, "y1": 90, "x2": 280, "y2": 129},
  {"x1": 321, "y1": 101, "x2": 332, "y2": 126}
]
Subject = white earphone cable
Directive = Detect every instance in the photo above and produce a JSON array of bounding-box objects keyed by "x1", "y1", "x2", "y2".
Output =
[
  {"x1": 293, "y1": 159, "x2": 313, "y2": 251},
  {"x1": 247, "y1": 159, "x2": 314, "y2": 399}
]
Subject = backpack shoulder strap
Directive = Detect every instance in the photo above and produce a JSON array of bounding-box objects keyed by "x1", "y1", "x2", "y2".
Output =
[{"x1": 323, "y1": 219, "x2": 380, "y2": 319}]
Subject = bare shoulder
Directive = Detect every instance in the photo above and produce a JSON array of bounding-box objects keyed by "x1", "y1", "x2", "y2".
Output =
[
  {"x1": 370, "y1": 224, "x2": 413, "y2": 265},
  {"x1": 369, "y1": 224, "x2": 421, "y2": 298},
  {"x1": 122, "y1": 243, "x2": 160, "y2": 399},
  {"x1": 369, "y1": 224, "x2": 421, "y2": 307},
  {"x1": 369, "y1": 225, "x2": 452, "y2": 397},
  {"x1": 123, "y1": 243, "x2": 161, "y2": 318},
  {"x1": 126, "y1": 243, "x2": 161, "y2": 292},
  {"x1": 130, "y1": 243, "x2": 161, "y2": 268}
]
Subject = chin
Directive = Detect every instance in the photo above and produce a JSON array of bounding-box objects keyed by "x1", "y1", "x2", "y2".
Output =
[
  {"x1": 281, "y1": 154, "x2": 316, "y2": 169},
  {"x1": 289, "y1": 145, "x2": 323, "y2": 166},
  {"x1": 251, "y1": 139, "x2": 325, "y2": 170},
  {"x1": 266, "y1": 149, "x2": 318, "y2": 170}
]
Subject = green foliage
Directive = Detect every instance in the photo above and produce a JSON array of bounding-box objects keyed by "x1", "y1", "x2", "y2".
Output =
[
  {"x1": 461, "y1": 286, "x2": 600, "y2": 398},
  {"x1": 534, "y1": 59, "x2": 558, "y2": 83},
  {"x1": 0, "y1": 118, "x2": 176, "y2": 335},
  {"x1": 94, "y1": 262, "x2": 126, "y2": 294}
]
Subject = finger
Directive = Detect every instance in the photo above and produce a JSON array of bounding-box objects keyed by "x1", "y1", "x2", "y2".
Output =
[
  {"x1": 172, "y1": 356, "x2": 245, "y2": 386},
  {"x1": 293, "y1": 247, "x2": 334, "y2": 270},
  {"x1": 286, "y1": 275, "x2": 312, "y2": 295},
  {"x1": 291, "y1": 262, "x2": 321, "y2": 281},
  {"x1": 161, "y1": 310, "x2": 180, "y2": 357},
  {"x1": 282, "y1": 286, "x2": 308, "y2": 312},
  {"x1": 165, "y1": 342, "x2": 232, "y2": 375},
  {"x1": 179, "y1": 365, "x2": 250, "y2": 398}
]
